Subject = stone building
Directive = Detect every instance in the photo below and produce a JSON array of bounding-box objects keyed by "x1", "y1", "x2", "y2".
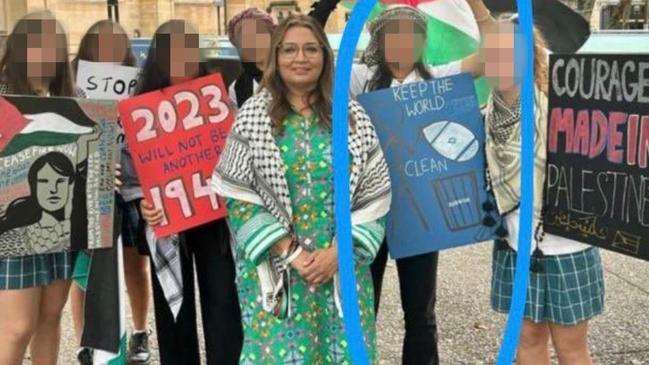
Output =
[{"x1": 0, "y1": 0, "x2": 350, "y2": 54}]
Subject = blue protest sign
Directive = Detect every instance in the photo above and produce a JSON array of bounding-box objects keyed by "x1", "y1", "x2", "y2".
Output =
[{"x1": 357, "y1": 73, "x2": 496, "y2": 259}]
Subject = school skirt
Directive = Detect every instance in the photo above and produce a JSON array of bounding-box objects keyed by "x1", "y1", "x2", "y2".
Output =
[
  {"x1": 119, "y1": 199, "x2": 148, "y2": 255},
  {"x1": 491, "y1": 243, "x2": 605, "y2": 326},
  {"x1": 0, "y1": 251, "x2": 75, "y2": 290}
]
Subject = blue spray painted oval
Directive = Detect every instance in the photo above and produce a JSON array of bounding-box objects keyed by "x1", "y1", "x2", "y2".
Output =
[
  {"x1": 332, "y1": 1, "x2": 536, "y2": 364},
  {"x1": 332, "y1": 0, "x2": 376, "y2": 364}
]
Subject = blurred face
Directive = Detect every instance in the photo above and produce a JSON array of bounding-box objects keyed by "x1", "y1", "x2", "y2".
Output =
[
  {"x1": 382, "y1": 19, "x2": 425, "y2": 68},
  {"x1": 90, "y1": 25, "x2": 129, "y2": 63},
  {"x1": 484, "y1": 23, "x2": 524, "y2": 91},
  {"x1": 277, "y1": 26, "x2": 324, "y2": 92},
  {"x1": 239, "y1": 19, "x2": 272, "y2": 66},
  {"x1": 156, "y1": 23, "x2": 201, "y2": 85},
  {"x1": 35, "y1": 163, "x2": 70, "y2": 213},
  {"x1": 23, "y1": 19, "x2": 66, "y2": 79}
]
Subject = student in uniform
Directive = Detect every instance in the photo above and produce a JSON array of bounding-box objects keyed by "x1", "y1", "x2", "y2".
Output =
[
  {"x1": 349, "y1": 3, "x2": 489, "y2": 364},
  {"x1": 479, "y1": 12, "x2": 605, "y2": 365},
  {"x1": 70, "y1": 20, "x2": 152, "y2": 365},
  {"x1": 135, "y1": 19, "x2": 243, "y2": 365},
  {"x1": 0, "y1": 10, "x2": 85, "y2": 365}
]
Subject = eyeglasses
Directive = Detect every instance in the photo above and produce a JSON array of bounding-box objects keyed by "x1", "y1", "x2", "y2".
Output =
[{"x1": 277, "y1": 42, "x2": 323, "y2": 60}]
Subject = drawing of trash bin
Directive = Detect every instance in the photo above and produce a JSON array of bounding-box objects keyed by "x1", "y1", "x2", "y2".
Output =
[{"x1": 433, "y1": 172, "x2": 481, "y2": 232}]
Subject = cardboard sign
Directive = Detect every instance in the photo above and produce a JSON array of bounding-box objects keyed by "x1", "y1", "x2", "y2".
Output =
[
  {"x1": 118, "y1": 73, "x2": 234, "y2": 237},
  {"x1": 77, "y1": 60, "x2": 140, "y2": 100},
  {"x1": 0, "y1": 96, "x2": 118, "y2": 257},
  {"x1": 358, "y1": 73, "x2": 498, "y2": 259},
  {"x1": 543, "y1": 54, "x2": 649, "y2": 260}
]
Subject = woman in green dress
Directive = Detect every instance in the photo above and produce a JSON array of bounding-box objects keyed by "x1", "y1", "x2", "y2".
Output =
[{"x1": 212, "y1": 14, "x2": 392, "y2": 365}]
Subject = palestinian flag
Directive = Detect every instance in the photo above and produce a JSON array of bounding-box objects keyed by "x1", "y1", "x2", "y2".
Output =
[
  {"x1": 81, "y1": 207, "x2": 127, "y2": 365},
  {"x1": 92, "y1": 238, "x2": 128, "y2": 365},
  {"x1": 0, "y1": 96, "x2": 94, "y2": 157},
  {"x1": 342, "y1": 0, "x2": 490, "y2": 105}
]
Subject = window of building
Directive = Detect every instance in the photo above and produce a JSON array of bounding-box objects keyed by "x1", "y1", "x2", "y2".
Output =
[
  {"x1": 268, "y1": 0, "x2": 300, "y2": 22},
  {"x1": 600, "y1": 2, "x2": 648, "y2": 29}
]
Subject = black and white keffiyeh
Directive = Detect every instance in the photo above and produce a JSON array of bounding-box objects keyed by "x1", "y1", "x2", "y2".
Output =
[
  {"x1": 145, "y1": 227, "x2": 183, "y2": 319},
  {"x1": 361, "y1": 5, "x2": 427, "y2": 67},
  {"x1": 484, "y1": 87, "x2": 548, "y2": 241},
  {"x1": 212, "y1": 89, "x2": 391, "y2": 318}
]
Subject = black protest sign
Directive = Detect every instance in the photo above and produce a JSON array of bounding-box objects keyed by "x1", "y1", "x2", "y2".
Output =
[{"x1": 543, "y1": 54, "x2": 649, "y2": 260}]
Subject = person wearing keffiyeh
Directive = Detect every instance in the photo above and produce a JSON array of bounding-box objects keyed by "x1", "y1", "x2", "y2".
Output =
[
  {"x1": 480, "y1": 12, "x2": 604, "y2": 365},
  {"x1": 348, "y1": 3, "x2": 490, "y2": 364},
  {"x1": 136, "y1": 20, "x2": 243, "y2": 365},
  {"x1": 213, "y1": 15, "x2": 391, "y2": 364}
]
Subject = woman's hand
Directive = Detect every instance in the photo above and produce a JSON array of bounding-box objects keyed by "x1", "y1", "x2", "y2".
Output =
[
  {"x1": 271, "y1": 236, "x2": 294, "y2": 256},
  {"x1": 303, "y1": 246, "x2": 338, "y2": 290},
  {"x1": 140, "y1": 199, "x2": 165, "y2": 227},
  {"x1": 114, "y1": 163, "x2": 123, "y2": 193},
  {"x1": 289, "y1": 250, "x2": 316, "y2": 278}
]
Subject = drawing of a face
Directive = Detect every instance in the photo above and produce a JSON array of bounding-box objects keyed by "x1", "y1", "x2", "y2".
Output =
[{"x1": 35, "y1": 163, "x2": 71, "y2": 213}]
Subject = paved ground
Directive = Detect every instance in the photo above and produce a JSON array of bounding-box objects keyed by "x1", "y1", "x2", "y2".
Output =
[{"x1": 43, "y1": 242, "x2": 649, "y2": 364}]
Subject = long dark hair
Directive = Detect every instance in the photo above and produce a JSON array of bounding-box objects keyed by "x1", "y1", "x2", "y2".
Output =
[
  {"x1": 262, "y1": 15, "x2": 334, "y2": 132},
  {"x1": 366, "y1": 18, "x2": 432, "y2": 92},
  {"x1": 0, "y1": 152, "x2": 75, "y2": 235},
  {"x1": 0, "y1": 11, "x2": 75, "y2": 96},
  {"x1": 72, "y1": 20, "x2": 137, "y2": 73},
  {"x1": 135, "y1": 20, "x2": 208, "y2": 95}
]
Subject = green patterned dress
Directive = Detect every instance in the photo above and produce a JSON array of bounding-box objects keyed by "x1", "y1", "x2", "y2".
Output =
[{"x1": 226, "y1": 113, "x2": 385, "y2": 365}]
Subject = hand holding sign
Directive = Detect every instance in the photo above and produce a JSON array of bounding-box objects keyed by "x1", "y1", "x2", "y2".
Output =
[
  {"x1": 77, "y1": 60, "x2": 140, "y2": 100},
  {"x1": 357, "y1": 74, "x2": 498, "y2": 259},
  {"x1": 118, "y1": 74, "x2": 234, "y2": 237}
]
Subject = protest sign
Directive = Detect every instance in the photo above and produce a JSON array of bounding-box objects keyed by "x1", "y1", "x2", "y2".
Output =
[
  {"x1": 76, "y1": 60, "x2": 140, "y2": 100},
  {"x1": 358, "y1": 73, "x2": 497, "y2": 259},
  {"x1": 0, "y1": 96, "x2": 118, "y2": 257},
  {"x1": 118, "y1": 73, "x2": 233, "y2": 237},
  {"x1": 543, "y1": 54, "x2": 649, "y2": 261}
]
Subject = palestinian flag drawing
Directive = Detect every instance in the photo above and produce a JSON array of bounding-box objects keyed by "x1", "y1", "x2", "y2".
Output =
[
  {"x1": 0, "y1": 96, "x2": 118, "y2": 257},
  {"x1": 342, "y1": 0, "x2": 490, "y2": 105},
  {"x1": 0, "y1": 96, "x2": 95, "y2": 157}
]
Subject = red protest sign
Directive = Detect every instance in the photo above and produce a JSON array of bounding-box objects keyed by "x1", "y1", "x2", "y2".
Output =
[{"x1": 118, "y1": 73, "x2": 233, "y2": 237}]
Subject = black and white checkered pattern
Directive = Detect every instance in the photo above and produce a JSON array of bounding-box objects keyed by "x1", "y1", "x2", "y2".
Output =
[
  {"x1": 214, "y1": 89, "x2": 392, "y2": 318},
  {"x1": 216, "y1": 89, "x2": 391, "y2": 229},
  {"x1": 146, "y1": 227, "x2": 184, "y2": 318},
  {"x1": 485, "y1": 88, "x2": 546, "y2": 241},
  {"x1": 0, "y1": 82, "x2": 9, "y2": 94}
]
